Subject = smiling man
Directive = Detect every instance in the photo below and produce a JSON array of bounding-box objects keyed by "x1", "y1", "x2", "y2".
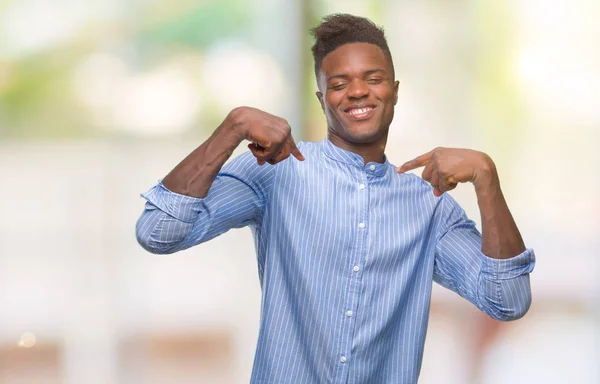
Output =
[{"x1": 136, "y1": 14, "x2": 535, "y2": 384}]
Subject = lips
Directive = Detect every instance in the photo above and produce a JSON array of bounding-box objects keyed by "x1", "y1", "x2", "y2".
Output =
[{"x1": 344, "y1": 105, "x2": 376, "y2": 121}]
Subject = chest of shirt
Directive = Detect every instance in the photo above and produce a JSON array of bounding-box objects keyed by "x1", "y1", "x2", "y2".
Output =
[{"x1": 262, "y1": 162, "x2": 438, "y2": 264}]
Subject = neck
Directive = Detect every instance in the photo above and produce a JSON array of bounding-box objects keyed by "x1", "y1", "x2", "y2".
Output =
[{"x1": 327, "y1": 133, "x2": 387, "y2": 165}]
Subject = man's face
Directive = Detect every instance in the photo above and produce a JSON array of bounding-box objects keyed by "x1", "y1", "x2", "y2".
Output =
[{"x1": 316, "y1": 42, "x2": 399, "y2": 145}]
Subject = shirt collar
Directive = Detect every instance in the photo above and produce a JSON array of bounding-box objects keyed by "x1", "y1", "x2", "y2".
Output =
[{"x1": 321, "y1": 138, "x2": 389, "y2": 177}]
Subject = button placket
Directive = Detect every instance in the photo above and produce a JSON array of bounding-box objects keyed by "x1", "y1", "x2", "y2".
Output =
[{"x1": 336, "y1": 173, "x2": 368, "y2": 380}]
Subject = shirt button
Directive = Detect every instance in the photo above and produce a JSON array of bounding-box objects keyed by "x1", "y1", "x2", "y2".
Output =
[
  {"x1": 359, "y1": 183, "x2": 365, "y2": 190},
  {"x1": 353, "y1": 265, "x2": 360, "y2": 272},
  {"x1": 369, "y1": 164, "x2": 376, "y2": 171},
  {"x1": 346, "y1": 310, "x2": 353, "y2": 317},
  {"x1": 358, "y1": 222, "x2": 365, "y2": 229},
  {"x1": 340, "y1": 356, "x2": 347, "y2": 363}
]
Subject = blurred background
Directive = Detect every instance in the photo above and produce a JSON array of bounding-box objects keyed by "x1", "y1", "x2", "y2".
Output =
[{"x1": 0, "y1": 0, "x2": 598, "y2": 383}]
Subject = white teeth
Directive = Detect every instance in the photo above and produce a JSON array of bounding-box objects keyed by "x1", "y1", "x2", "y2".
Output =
[{"x1": 349, "y1": 107, "x2": 371, "y2": 115}]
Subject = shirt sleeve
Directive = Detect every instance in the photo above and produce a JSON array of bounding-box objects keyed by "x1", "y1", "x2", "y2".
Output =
[
  {"x1": 432, "y1": 193, "x2": 536, "y2": 321},
  {"x1": 136, "y1": 151, "x2": 275, "y2": 254}
]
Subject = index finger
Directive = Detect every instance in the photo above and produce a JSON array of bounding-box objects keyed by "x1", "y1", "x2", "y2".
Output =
[
  {"x1": 396, "y1": 151, "x2": 432, "y2": 173},
  {"x1": 286, "y1": 135, "x2": 305, "y2": 161}
]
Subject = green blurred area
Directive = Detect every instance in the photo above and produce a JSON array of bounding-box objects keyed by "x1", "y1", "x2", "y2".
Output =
[
  {"x1": 0, "y1": 0, "x2": 252, "y2": 139},
  {"x1": 1, "y1": 0, "x2": 520, "y2": 141},
  {"x1": 1, "y1": 0, "x2": 597, "y2": 151}
]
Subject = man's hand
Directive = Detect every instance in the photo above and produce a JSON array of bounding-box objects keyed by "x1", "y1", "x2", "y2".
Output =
[
  {"x1": 396, "y1": 147, "x2": 498, "y2": 197},
  {"x1": 226, "y1": 107, "x2": 305, "y2": 166},
  {"x1": 162, "y1": 106, "x2": 304, "y2": 198}
]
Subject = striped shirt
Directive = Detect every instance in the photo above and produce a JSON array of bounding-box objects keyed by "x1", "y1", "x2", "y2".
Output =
[{"x1": 136, "y1": 139, "x2": 535, "y2": 383}]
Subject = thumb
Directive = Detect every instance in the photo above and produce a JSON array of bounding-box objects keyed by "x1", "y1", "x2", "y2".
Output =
[{"x1": 247, "y1": 143, "x2": 268, "y2": 165}]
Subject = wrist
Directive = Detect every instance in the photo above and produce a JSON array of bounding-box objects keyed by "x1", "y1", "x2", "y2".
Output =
[
  {"x1": 224, "y1": 107, "x2": 250, "y2": 140},
  {"x1": 219, "y1": 108, "x2": 247, "y2": 144},
  {"x1": 473, "y1": 153, "x2": 499, "y2": 193}
]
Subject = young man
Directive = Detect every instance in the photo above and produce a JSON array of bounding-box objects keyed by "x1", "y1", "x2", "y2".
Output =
[{"x1": 136, "y1": 14, "x2": 535, "y2": 383}]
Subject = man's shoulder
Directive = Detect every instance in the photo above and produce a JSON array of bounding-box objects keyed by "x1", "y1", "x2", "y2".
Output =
[
  {"x1": 296, "y1": 140, "x2": 322, "y2": 154},
  {"x1": 394, "y1": 170, "x2": 434, "y2": 190}
]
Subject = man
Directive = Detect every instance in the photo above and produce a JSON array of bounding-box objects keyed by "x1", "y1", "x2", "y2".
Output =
[{"x1": 136, "y1": 14, "x2": 535, "y2": 383}]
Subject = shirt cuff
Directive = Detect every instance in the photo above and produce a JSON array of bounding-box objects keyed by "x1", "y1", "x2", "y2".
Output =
[
  {"x1": 140, "y1": 182, "x2": 205, "y2": 223},
  {"x1": 480, "y1": 248, "x2": 536, "y2": 281}
]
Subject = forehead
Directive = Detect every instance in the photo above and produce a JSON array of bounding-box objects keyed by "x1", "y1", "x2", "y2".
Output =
[{"x1": 320, "y1": 42, "x2": 392, "y2": 79}]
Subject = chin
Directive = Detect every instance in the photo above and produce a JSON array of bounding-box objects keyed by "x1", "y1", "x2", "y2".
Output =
[
  {"x1": 343, "y1": 124, "x2": 386, "y2": 144},
  {"x1": 345, "y1": 132, "x2": 380, "y2": 144}
]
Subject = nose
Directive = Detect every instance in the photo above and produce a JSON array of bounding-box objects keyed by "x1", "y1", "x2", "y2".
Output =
[{"x1": 347, "y1": 79, "x2": 369, "y2": 99}]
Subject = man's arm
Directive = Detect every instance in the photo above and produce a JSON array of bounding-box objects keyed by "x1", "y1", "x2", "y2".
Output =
[
  {"x1": 471, "y1": 159, "x2": 526, "y2": 259},
  {"x1": 432, "y1": 195, "x2": 534, "y2": 320},
  {"x1": 136, "y1": 107, "x2": 304, "y2": 254},
  {"x1": 397, "y1": 147, "x2": 524, "y2": 259},
  {"x1": 397, "y1": 148, "x2": 534, "y2": 320},
  {"x1": 163, "y1": 106, "x2": 304, "y2": 198}
]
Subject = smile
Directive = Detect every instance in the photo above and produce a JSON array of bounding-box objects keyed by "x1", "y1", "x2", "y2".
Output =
[{"x1": 345, "y1": 106, "x2": 375, "y2": 121}]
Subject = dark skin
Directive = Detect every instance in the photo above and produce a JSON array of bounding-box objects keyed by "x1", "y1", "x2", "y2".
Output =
[
  {"x1": 397, "y1": 148, "x2": 525, "y2": 259},
  {"x1": 162, "y1": 41, "x2": 525, "y2": 260},
  {"x1": 161, "y1": 107, "x2": 304, "y2": 198},
  {"x1": 316, "y1": 43, "x2": 399, "y2": 164}
]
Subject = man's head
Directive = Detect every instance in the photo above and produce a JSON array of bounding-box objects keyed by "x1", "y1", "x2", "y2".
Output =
[{"x1": 311, "y1": 14, "x2": 399, "y2": 149}]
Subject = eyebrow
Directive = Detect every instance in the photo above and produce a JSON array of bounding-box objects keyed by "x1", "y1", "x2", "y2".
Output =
[{"x1": 326, "y1": 68, "x2": 388, "y2": 82}]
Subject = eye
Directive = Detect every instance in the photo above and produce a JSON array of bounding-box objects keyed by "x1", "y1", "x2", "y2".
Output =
[
  {"x1": 366, "y1": 77, "x2": 384, "y2": 84},
  {"x1": 330, "y1": 83, "x2": 347, "y2": 91}
]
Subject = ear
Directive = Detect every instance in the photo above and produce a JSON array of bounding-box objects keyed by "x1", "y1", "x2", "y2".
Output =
[
  {"x1": 316, "y1": 91, "x2": 325, "y2": 111},
  {"x1": 393, "y1": 80, "x2": 400, "y2": 105}
]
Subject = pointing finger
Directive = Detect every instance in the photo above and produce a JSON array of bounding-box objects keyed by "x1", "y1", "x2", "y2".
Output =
[
  {"x1": 287, "y1": 135, "x2": 305, "y2": 161},
  {"x1": 396, "y1": 151, "x2": 433, "y2": 173}
]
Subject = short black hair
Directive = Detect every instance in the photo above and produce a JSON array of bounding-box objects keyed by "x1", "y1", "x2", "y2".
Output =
[{"x1": 310, "y1": 14, "x2": 394, "y2": 79}]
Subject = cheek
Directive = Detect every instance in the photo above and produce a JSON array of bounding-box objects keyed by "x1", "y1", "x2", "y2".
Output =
[
  {"x1": 324, "y1": 94, "x2": 340, "y2": 109},
  {"x1": 383, "y1": 104, "x2": 395, "y2": 121},
  {"x1": 380, "y1": 92, "x2": 396, "y2": 112},
  {"x1": 324, "y1": 98, "x2": 343, "y2": 117},
  {"x1": 325, "y1": 107, "x2": 344, "y2": 124}
]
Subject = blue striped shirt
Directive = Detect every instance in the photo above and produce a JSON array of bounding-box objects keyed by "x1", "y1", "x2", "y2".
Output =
[{"x1": 136, "y1": 139, "x2": 535, "y2": 383}]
